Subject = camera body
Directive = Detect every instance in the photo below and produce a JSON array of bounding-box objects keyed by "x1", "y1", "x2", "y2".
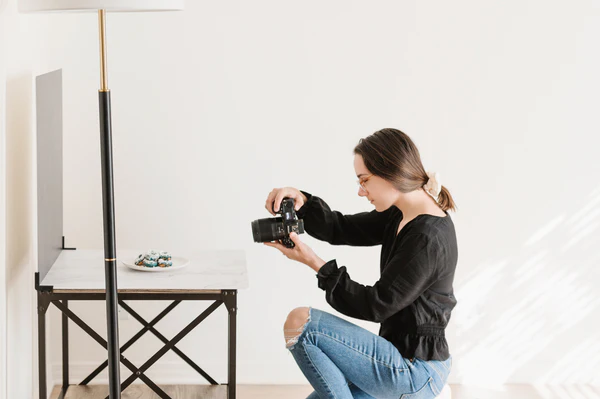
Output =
[{"x1": 251, "y1": 198, "x2": 305, "y2": 248}]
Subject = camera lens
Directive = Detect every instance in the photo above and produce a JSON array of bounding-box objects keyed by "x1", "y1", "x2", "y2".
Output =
[{"x1": 251, "y1": 217, "x2": 284, "y2": 242}]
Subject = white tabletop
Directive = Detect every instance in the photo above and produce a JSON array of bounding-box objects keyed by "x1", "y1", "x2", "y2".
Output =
[{"x1": 40, "y1": 249, "x2": 249, "y2": 292}]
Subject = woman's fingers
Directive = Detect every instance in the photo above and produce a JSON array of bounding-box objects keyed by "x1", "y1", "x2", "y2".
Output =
[
  {"x1": 265, "y1": 189, "x2": 279, "y2": 215},
  {"x1": 273, "y1": 189, "x2": 288, "y2": 213},
  {"x1": 266, "y1": 187, "x2": 303, "y2": 215},
  {"x1": 289, "y1": 232, "x2": 300, "y2": 243}
]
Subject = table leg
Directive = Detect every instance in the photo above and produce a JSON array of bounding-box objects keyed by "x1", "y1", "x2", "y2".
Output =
[
  {"x1": 62, "y1": 300, "x2": 69, "y2": 390},
  {"x1": 37, "y1": 292, "x2": 50, "y2": 399}
]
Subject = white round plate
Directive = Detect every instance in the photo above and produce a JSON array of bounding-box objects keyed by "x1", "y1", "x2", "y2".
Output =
[{"x1": 122, "y1": 256, "x2": 189, "y2": 272}]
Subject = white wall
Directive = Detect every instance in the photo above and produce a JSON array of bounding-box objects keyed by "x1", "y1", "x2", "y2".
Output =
[
  {"x1": 1, "y1": 1, "x2": 8, "y2": 397},
  {"x1": 2, "y1": 1, "x2": 36, "y2": 397},
  {"x1": 2, "y1": 1, "x2": 61, "y2": 398},
  {"x1": 2, "y1": 1, "x2": 38, "y2": 396},
  {"x1": 2, "y1": 0, "x2": 599, "y2": 395}
]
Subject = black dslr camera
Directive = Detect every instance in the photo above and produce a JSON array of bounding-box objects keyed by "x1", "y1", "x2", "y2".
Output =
[{"x1": 251, "y1": 198, "x2": 305, "y2": 248}]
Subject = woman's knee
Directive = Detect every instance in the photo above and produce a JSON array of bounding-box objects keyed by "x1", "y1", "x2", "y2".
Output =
[
  {"x1": 283, "y1": 307, "x2": 311, "y2": 348},
  {"x1": 284, "y1": 307, "x2": 310, "y2": 329}
]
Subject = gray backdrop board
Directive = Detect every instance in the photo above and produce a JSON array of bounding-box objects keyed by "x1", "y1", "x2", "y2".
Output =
[{"x1": 36, "y1": 69, "x2": 63, "y2": 283}]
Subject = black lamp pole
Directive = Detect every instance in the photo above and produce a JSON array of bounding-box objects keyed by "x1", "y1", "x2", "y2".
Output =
[{"x1": 97, "y1": 9, "x2": 122, "y2": 398}]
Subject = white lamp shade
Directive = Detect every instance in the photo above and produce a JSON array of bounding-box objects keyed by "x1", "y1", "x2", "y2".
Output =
[{"x1": 19, "y1": 0, "x2": 184, "y2": 12}]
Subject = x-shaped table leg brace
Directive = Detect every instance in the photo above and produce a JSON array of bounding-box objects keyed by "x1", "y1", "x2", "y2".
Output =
[
  {"x1": 53, "y1": 299, "x2": 223, "y2": 399},
  {"x1": 81, "y1": 300, "x2": 218, "y2": 386},
  {"x1": 80, "y1": 300, "x2": 182, "y2": 385},
  {"x1": 52, "y1": 301, "x2": 171, "y2": 398}
]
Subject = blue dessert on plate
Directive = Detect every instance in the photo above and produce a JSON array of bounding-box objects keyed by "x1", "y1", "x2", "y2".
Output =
[{"x1": 135, "y1": 250, "x2": 173, "y2": 268}]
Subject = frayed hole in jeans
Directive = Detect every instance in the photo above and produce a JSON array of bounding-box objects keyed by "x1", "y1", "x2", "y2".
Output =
[{"x1": 284, "y1": 307, "x2": 312, "y2": 349}]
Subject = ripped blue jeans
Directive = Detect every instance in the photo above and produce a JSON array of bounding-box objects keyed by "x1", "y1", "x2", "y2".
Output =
[{"x1": 286, "y1": 307, "x2": 452, "y2": 399}]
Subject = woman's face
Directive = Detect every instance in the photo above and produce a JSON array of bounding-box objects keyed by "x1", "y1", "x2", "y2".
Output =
[{"x1": 354, "y1": 154, "x2": 399, "y2": 211}]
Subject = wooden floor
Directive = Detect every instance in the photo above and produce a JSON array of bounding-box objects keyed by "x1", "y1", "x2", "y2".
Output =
[{"x1": 51, "y1": 384, "x2": 600, "y2": 399}]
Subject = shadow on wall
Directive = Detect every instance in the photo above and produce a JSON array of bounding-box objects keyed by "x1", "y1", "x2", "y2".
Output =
[
  {"x1": 6, "y1": 73, "x2": 33, "y2": 295},
  {"x1": 452, "y1": 186, "x2": 600, "y2": 388},
  {"x1": 5, "y1": 73, "x2": 37, "y2": 398}
]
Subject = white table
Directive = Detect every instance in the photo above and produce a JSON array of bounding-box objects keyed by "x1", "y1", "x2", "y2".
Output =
[
  {"x1": 40, "y1": 249, "x2": 249, "y2": 292},
  {"x1": 36, "y1": 248, "x2": 248, "y2": 399}
]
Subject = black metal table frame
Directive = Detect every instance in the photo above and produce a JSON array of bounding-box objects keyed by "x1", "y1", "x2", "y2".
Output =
[{"x1": 36, "y1": 273, "x2": 238, "y2": 399}]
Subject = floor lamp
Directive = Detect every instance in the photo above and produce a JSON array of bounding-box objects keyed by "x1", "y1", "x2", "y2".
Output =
[{"x1": 20, "y1": 1, "x2": 184, "y2": 397}]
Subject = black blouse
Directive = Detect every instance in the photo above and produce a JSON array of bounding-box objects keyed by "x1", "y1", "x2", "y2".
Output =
[{"x1": 296, "y1": 191, "x2": 458, "y2": 361}]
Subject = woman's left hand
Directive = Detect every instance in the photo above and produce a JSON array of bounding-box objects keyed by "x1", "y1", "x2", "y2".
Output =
[{"x1": 264, "y1": 232, "x2": 326, "y2": 272}]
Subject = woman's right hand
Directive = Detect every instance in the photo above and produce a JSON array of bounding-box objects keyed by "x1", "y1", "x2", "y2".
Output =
[{"x1": 265, "y1": 187, "x2": 308, "y2": 215}]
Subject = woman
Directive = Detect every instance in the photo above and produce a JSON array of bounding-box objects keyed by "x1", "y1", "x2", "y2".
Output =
[{"x1": 264, "y1": 128, "x2": 458, "y2": 399}]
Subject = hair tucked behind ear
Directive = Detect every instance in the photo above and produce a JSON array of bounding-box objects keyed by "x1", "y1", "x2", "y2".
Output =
[{"x1": 353, "y1": 128, "x2": 457, "y2": 212}]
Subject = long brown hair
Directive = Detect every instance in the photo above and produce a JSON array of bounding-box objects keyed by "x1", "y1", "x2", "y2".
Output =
[{"x1": 353, "y1": 128, "x2": 457, "y2": 212}]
